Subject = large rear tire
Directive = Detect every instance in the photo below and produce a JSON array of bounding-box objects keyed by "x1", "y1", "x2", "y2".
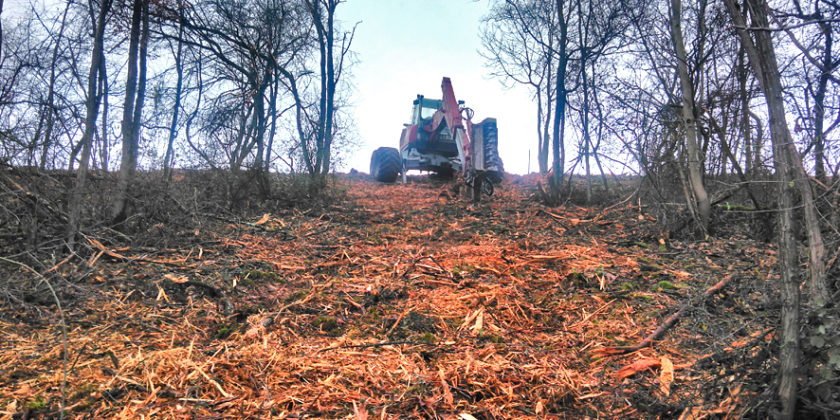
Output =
[{"x1": 370, "y1": 147, "x2": 402, "y2": 183}]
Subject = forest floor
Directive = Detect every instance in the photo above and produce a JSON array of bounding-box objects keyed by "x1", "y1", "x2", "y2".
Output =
[{"x1": 0, "y1": 174, "x2": 780, "y2": 419}]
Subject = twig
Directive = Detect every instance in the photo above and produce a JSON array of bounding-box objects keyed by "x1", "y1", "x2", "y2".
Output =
[
  {"x1": 386, "y1": 307, "x2": 413, "y2": 336},
  {"x1": 85, "y1": 236, "x2": 186, "y2": 267},
  {"x1": 0, "y1": 256, "x2": 68, "y2": 419},
  {"x1": 318, "y1": 340, "x2": 436, "y2": 353},
  {"x1": 592, "y1": 274, "x2": 735, "y2": 357}
]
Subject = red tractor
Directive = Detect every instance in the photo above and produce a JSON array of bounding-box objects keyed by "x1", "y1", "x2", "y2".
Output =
[{"x1": 370, "y1": 77, "x2": 504, "y2": 198}]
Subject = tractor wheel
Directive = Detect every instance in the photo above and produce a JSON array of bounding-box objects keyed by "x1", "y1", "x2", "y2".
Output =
[{"x1": 370, "y1": 147, "x2": 402, "y2": 183}]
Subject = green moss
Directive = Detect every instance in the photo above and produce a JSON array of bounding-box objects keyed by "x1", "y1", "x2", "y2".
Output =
[
  {"x1": 313, "y1": 316, "x2": 341, "y2": 335},
  {"x1": 658, "y1": 280, "x2": 677, "y2": 290},
  {"x1": 71, "y1": 383, "x2": 98, "y2": 400},
  {"x1": 242, "y1": 269, "x2": 279, "y2": 283},
  {"x1": 620, "y1": 283, "x2": 635, "y2": 291},
  {"x1": 216, "y1": 325, "x2": 232, "y2": 339},
  {"x1": 633, "y1": 292, "x2": 654, "y2": 302},
  {"x1": 26, "y1": 396, "x2": 46, "y2": 411},
  {"x1": 286, "y1": 290, "x2": 307, "y2": 303}
]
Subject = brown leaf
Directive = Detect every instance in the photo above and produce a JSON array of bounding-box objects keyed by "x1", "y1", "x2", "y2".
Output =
[
  {"x1": 164, "y1": 273, "x2": 189, "y2": 284},
  {"x1": 616, "y1": 358, "x2": 660, "y2": 380},
  {"x1": 660, "y1": 356, "x2": 674, "y2": 396},
  {"x1": 254, "y1": 213, "x2": 271, "y2": 225}
]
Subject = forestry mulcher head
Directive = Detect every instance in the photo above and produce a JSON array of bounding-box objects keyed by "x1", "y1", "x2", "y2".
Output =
[{"x1": 369, "y1": 77, "x2": 503, "y2": 199}]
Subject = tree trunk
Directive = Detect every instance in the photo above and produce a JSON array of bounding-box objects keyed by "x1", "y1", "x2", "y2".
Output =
[
  {"x1": 535, "y1": 85, "x2": 546, "y2": 174},
  {"x1": 99, "y1": 47, "x2": 109, "y2": 171},
  {"x1": 68, "y1": 0, "x2": 112, "y2": 248},
  {"x1": 320, "y1": 2, "x2": 336, "y2": 175},
  {"x1": 0, "y1": 0, "x2": 4, "y2": 63},
  {"x1": 264, "y1": 69, "x2": 281, "y2": 172},
  {"x1": 813, "y1": 18, "x2": 831, "y2": 183},
  {"x1": 576, "y1": 0, "x2": 592, "y2": 203},
  {"x1": 39, "y1": 1, "x2": 72, "y2": 170},
  {"x1": 549, "y1": 0, "x2": 569, "y2": 203},
  {"x1": 724, "y1": 0, "x2": 809, "y2": 416},
  {"x1": 163, "y1": 18, "x2": 184, "y2": 181},
  {"x1": 542, "y1": 37, "x2": 553, "y2": 176},
  {"x1": 112, "y1": 0, "x2": 148, "y2": 225},
  {"x1": 670, "y1": 0, "x2": 711, "y2": 233},
  {"x1": 737, "y1": 44, "x2": 752, "y2": 174},
  {"x1": 282, "y1": 68, "x2": 315, "y2": 174}
]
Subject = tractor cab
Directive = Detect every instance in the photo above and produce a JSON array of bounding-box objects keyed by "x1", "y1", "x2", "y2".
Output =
[
  {"x1": 409, "y1": 95, "x2": 442, "y2": 126},
  {"x1": 403, "y1": 95, "x2": 461, "y2": 157}
]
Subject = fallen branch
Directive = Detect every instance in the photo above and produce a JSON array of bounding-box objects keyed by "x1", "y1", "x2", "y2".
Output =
[
  {"x1": 592, "y1": 274, "x2": 735, "y2": 357},
  {"x1": 86, "y1": 236, "x2": 190, "y2": 267},
  {"x1": 319, "y1": 340, "x2": 437, "y2": 353}
]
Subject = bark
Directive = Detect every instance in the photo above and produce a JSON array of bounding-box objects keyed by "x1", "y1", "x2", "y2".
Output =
[
  {"x1": 737, "y1": 44, "x2": 752, "y2": 174},
  {"x1": 304, "y1": 0, "x2": 352, "y2": 176},
  {"x1": 576, "y1": 0, "x2": 592, "y2": 203},
  {"x1": 0, "y1": 0, "x2": 4, "y2": 63},
  {"x1": 535, "y1": 87, "x2": 545, "y2": 173},
  {"x1": 812, "y1": 18, "x2": 831, "y2": 183},
  {"x1": 163, "y1": 18, "x2": 184, "y2": 181},
  {"x1": 723, "y1": 0, "x2": 808, "y2": 416},
  {"x1": 68, "y1": 0, "x2": 112, "y2": 248},
  {"x1": 670, "y1": 0, "x2": 711, "y2": 233},
  {"x1": 549, "y1": 0, "x2": 569, "y2": 202},
  {"x1": 98, "y1": 46, "x2": 109, "y2": 171},
  {"x1": 281, "y1": 68, "x2": 315, "y2": 174},
  {"x1": 264, "y1": 69, "x2": 281, "y2": 172},
  {"x1": 112, "y1": 0, "x2": 149, "y2": 225}
]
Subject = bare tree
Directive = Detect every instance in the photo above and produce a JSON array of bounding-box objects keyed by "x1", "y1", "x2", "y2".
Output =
[
  {"x1": 38, "y1": 1, "x2": 74, "y2": 170},
  {"x1": 172, "y1": 0, "x2": 309, "y2": 173},
  {"x1": 302, "y1": 0, "x2": 355, "y2": 176},
  {"x1": 67, "y1": 0, "x2": 113, "y2": 247},
  {"x1": 670, "y1": 0, "x2": 711, "y2": 231},
  {"x1": 112, "y1": 0, "x2": 150, "y2": 225},
  {"x1": 482, "y1": 0, "x2": 556, "y2": 174},
  {"x1": 723, "y1": 0, "x2": 833, "y2": 416},
  {"x1": 162, "y1": 8, "x2": 184, "y2": 180}
]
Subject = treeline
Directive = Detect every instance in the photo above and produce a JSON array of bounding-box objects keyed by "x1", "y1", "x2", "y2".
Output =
[
  {"x1": 481, "y1": 0, "x2": 838, "y2": 417},
  {"x1": 0, "y1": 0, "x2": 354, "y2": 206}
]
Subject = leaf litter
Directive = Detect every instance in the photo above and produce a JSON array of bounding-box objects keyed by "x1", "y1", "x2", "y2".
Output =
[{"x1": 0, "y1": 175, "x2": 779, "y2": 418}]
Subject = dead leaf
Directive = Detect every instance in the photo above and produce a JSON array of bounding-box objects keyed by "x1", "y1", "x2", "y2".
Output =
[
  {"x1": 439, "y1": 367, "x2": 454, "y2": 406},
  {"x1": 164, "y1": 273, "x2": 189, "y2": 283},
  {"x1": 616, "y1": 358, "x2": 660, "y2": 380},
  {"x1": 254, "y1": 213, "x2": 271, "y2": 225},
  {"x1": 470, "y1": 310, "x2": 484, "y2": 334},
  {"x1": 352, "y1": 401, "x2": 368, "y2": 420},
  {"x1": 660, "y1": 356, "x2": 674, "y2": 396}
]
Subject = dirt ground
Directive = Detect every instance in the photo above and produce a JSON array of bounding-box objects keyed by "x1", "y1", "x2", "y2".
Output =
[{"x1": 0, "y1": 175, "x2": 780, "y2": 419}]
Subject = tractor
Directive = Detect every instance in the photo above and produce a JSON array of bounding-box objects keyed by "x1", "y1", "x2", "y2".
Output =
[{"x1": 369, "y1": 77, "x2": 504, "y2": 199}]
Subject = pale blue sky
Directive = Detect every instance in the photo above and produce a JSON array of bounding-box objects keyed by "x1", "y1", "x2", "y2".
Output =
[{"x1": 341, "y1": 0, "x2": 535, "y2": 174}]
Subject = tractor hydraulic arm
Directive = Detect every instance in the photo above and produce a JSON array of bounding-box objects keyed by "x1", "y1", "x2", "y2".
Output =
[{"x1": 429, "y1": 77, "x2": 472, "y2": 174}]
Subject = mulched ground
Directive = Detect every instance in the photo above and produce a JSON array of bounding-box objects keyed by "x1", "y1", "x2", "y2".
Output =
[{"x1": 0, "y1": 175, "x2": 778, "y2": 419}]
